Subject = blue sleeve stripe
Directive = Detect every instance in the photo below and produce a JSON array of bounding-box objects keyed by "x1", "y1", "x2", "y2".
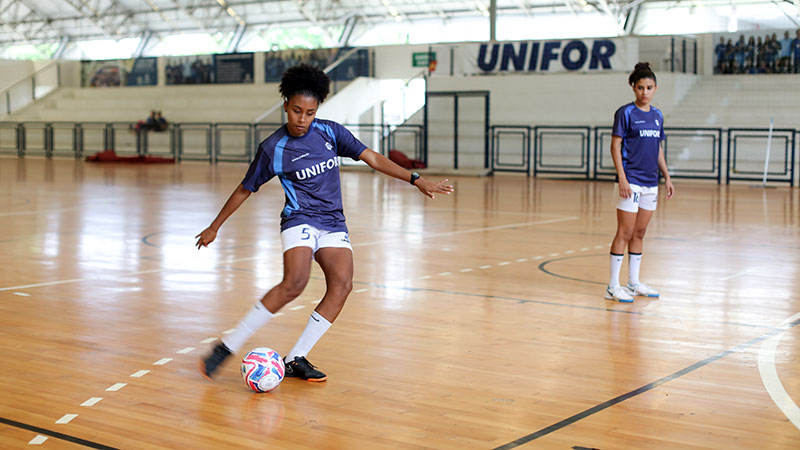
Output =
[
  {"x1": 313, "y1": 122, "x2": 337, "y2": 146},
  {"x1": 272, "y1": 135, "x2": 289, "y2": 176}
]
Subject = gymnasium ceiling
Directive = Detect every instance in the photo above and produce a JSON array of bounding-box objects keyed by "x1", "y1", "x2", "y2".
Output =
[{"x1": 0, "y1": 0, "x2": 796, "y2": 48}]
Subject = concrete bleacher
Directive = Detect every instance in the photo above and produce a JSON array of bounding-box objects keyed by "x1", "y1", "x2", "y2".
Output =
[
  {"x1": 7, "y1": 83, "x2": 283, "y2": 123},
  {"x1": 665, "y1": 75, "x2": 800, "y2": 129}
]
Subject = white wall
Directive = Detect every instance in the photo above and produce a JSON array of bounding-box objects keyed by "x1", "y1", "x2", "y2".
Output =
[{"x1": 0, "y1": 59, "x2": 36, "y2": 91}]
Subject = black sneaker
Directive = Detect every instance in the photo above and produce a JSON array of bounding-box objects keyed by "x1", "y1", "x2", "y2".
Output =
[
  {"x1": 284, "y1": 356, "x2": 327, "y2": 382},
  {"x1": 198, "y1": 343, "x2": 232, "y2": 381}
]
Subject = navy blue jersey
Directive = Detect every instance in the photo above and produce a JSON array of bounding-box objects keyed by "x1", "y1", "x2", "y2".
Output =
[
  {"x1": 242, "y1": 119, "x2": 367, "y2": 232},
  {"x1": 612, "y1": 102, "x2": 665, "y2": 187}
]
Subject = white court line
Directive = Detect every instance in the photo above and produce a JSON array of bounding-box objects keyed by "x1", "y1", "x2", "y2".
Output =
[
  {"x1": 55, "y1": 414, "x2": 77, "y2": 424},
  {"x1": 497, "y1": 262, "x2": 510, "y2": 266},
  {"x1": 757, "y1": 312, "x2": 800, "y2": 430},
  {"x1": 549, "y1": 253, "x2": 560, "y2": 257},
  {"x1": 200, "y1": 337, "x2": 217, "y2": 344},
  {"x1": 130, "y1": 370, "x2": 150, "y2": 378},
  {"x1": 459, "y1": 268, "x2": 473, "y2": 272},
  {"x1": 28, "y1": 435, "x2": 48, "y2": 445},
  {"x1": 13, "y1": 292, "x2": 30, "y2": 296},
  {"x1": 289, "y1": 305, "x2": 305, "y2": 310},
  {"x1": 105, "y1": 383, "x2": 126, "y2": 392},
  {"x1": 176, "y1": 347, "x2": 195, "y2": 354},
  {"x1": 222, "y1": 328, "x2": 237, "y2": 335},
  {"x1": 0, "y1": 217, "x2": 578, "y2": 292},
  {"x1": 721, "y1": 270, "x2": 750, "y2": 281},
  {"x1": 439, "y1": 272, "x2": 452, "y2": 276},
  {"x1": 353, "y1": 288, "x2": 369, "y2": 293},
  {"x1": 516, "y1": 258, "x2": 528, "y2": 262},
  {"x1": 0, "y1": 207, "x2": 83, "y2": 217},
  {"x1": 532, "y1": 256, "x2": 543, "y2": 260},
  {"x1": 0, "y1": 268, "x2": 164, "y2": 292},
  {"x1": 580, "y1": 248, "x2": 590, "y2": 251},
  {"x1": 80, "y1": 397, "x2": 102, "y2": 407},
  {"x1": 420, "y1": 275, "x2": 432, "y2": 279},
  {"x1": 479, "y1": 265, "x2": 492, "y2": 269},
  {"x1": 565, "y1": 250, "x2": 574, "y2": 254},
  {"x1": 153, "y1": 358, "x2": 173, "y2": 365}
]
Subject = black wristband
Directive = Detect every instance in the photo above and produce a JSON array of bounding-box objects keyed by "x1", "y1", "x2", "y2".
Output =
[{"x1": 409, "y1": 172, "x2": 420, "y2": 185}]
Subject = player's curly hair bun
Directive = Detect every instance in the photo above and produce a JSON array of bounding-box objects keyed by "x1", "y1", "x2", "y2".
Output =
[
  {"x1": 629, "y1": 61, "x2": 656, "y2": 86},
  {"x1": 279, "y1": 64, "x2": 331, "y2": 103}
]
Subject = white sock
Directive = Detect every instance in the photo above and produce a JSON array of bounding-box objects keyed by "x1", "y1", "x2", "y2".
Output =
[
  {"x1": 221, "y1": 302, "x2": 274, "y2": 353},
  {"x1": 609, "y1": 253, "x2": 624, "y2": 288},
  {"x1": 628, "y1": 253, "x2": 642, "y2": 286},
  {"x1": 285, "y1": 311, "x2": 331, "y2": 362}
]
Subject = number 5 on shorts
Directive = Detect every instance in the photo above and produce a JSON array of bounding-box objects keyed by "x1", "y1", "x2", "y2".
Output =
[{"x1": 300, "y1": 227, "x2": 310, "y2": 240}]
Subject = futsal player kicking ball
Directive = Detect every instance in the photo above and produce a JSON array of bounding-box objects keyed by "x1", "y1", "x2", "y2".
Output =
[
  {"x1": 196, "y1": 64, "x2": 454, "y2": 382},
  {"x1": 606, "y1": 62, "x2": 675, "y2": 303}
]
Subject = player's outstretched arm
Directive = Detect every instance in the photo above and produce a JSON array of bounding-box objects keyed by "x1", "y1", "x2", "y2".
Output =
[
  {"x1": 195, "y1": 184, "x2": 252, "y2": 249},
  {"x1": 358, "y1": 149, "x2": 454, "y2": 199}
]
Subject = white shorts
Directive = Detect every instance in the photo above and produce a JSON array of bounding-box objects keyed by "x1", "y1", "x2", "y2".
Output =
[
  {"x1": 281, "y1": 224, "x2": 352, "y2": 255},
  {"x1": 613, "y1": 183, "x2": 658, "y2": 213}
]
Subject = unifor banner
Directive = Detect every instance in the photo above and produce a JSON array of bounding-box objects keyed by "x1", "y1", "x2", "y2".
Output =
[
  {"x1": 462, "y1": 38, "x2": 637, "y2": 74},
  {"x1": 81, "y1": 57, "x2": 158, "y2": 87}
]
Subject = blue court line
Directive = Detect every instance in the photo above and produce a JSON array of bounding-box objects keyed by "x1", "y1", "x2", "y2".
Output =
[
  {"x1": 492, "y1": 318, "x2": 800, "y2": 450},
  {"x1": 0, "y1": 416, "x2": 119, "y2": 450}
]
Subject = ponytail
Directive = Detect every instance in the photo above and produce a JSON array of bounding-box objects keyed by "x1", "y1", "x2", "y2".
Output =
[{"x1": 628, "y1": 62, "x2": 656, "y2": 86}]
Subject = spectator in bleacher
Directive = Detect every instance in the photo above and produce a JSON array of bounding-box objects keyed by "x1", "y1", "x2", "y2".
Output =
[
  {"x1": 755, "y1": 60, "x2": 769, "y2": 74},
  {"x1": 779, "y1": 31, "x2": 793, "y2": 71},
  {"x1": 765, "y1": 33, "x2": 779, "y2": 72},
  {"x1": 743, "y1": 62, "x2": 757, "y2": 74},
  {"x1": 792, "y1": 29, "x2": 800, "y2": 73},
  {"x1": 755, "y1": 36, "x2": 764, "y2": 64},
  {"x1": 156, "y1": 111, "x2": 169, "y2": 132},
  {"x1": 745, "y1": 36, "x2": 756, "y2": 67},
  {"x1": 714, "y1": 37, "x2": 727, "y2": 73},
  {"x1": 734, "y1": 35, "x2": 747, "y2": 68}
]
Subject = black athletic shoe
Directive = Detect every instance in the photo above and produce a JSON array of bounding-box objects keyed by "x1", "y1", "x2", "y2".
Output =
[
  {"x1": 198, "y1": 343, "x2": 232, "y2": 381},
  {"x1": 284, "y1": 356, "x2": 327, "y2": 382}
]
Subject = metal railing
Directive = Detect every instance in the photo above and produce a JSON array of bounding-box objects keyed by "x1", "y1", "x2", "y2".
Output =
[
  {"x1": 3, "y1": 121, "x2": 796, "y2": 186},
  {"x1": 2, "y1": 62, "x2": 61, "y2": 117}
]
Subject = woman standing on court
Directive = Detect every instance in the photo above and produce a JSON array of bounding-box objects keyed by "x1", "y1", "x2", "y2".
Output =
[
  {"x1": 196, "y1": 64, "x2": 453, "y2": 381},
  {"x1": 606, "y1": 62, "x2": 674, "y2": 303}
]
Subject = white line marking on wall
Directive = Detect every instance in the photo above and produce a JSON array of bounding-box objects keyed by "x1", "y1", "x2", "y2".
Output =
[
  {"x1": 28, "y1": 435, "x2": 48, "y2": 445},
  {"x1": 176, "y1": 347, "x2": 195, "y2": 354},
  {"x1": 55, "y1": 414, "x2": 77, "y2": 424},
  {"x1": 106, "y1": 383, "x2": 126, "y2": 392},
  {"x1": 80, "y1": 397, "x2": 102, "y2": 407},
  {"x1": 757, "y1": 312, "x2": 800, "y2": 430},
  {"x1": 153, "y1": 358, "x2": 173, "y2": 365},
  {"x1": 130, "y1": 370, "x2": 150, "y2": 378}
]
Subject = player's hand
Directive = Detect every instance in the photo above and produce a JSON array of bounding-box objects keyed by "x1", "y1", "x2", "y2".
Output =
[
  {"x1": 618, "y1": 179, "x2": 632, "y2": 199},
  {"x1": 195, "y1": 227, "x2": 217, "y2": 249},
  {"x1": 415, "y1": 178, "x2": 454, "y2": 199},
  {"x1": 665, "y1": 179, "x2": 675, "y2": 199}
]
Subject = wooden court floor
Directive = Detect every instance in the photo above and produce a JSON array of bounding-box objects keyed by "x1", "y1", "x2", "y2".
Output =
[{"x1": 1, "y1": 156, "x2": 799, "y2": 449}]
